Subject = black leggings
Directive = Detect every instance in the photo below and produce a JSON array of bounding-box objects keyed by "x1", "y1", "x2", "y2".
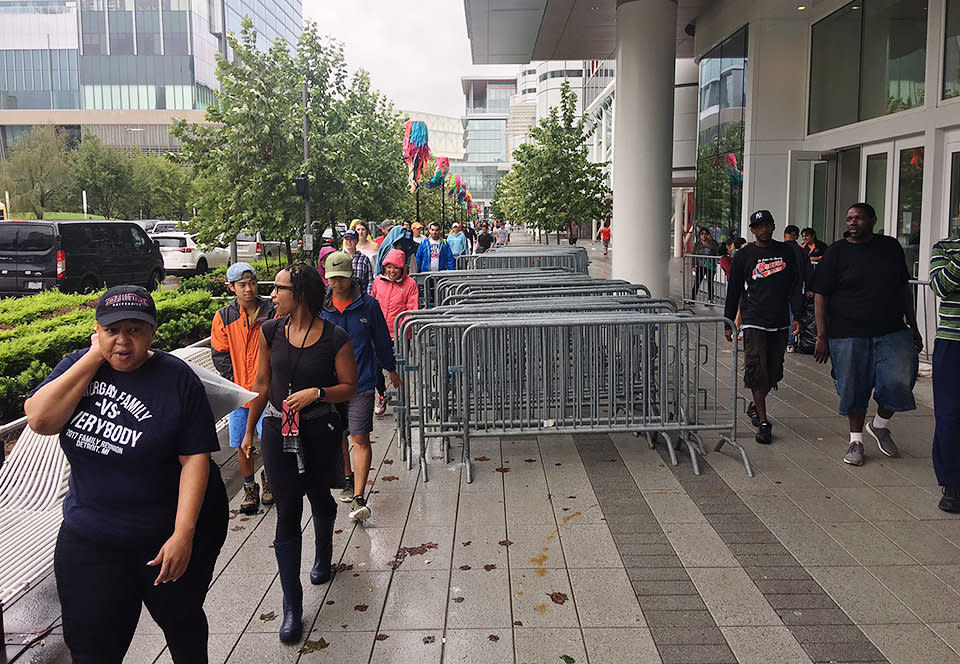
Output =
[
  {"x1": 260, "y1": 416, "x2": 339, "y2": 541},
  {"x1": 54, "y1": 467, "x2": 228, "y2": 664}
]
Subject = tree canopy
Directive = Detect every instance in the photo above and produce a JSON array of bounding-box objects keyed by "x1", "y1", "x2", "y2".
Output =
[
  {"x1": 173, "y1": 20, "x2": 408, "y2": 257},
  {"x1": 493, "y1": 81, "x2": 610, "y2": 242},
  {"x1": 0, "y1": 126, "x2": 72, "y2": 219}
]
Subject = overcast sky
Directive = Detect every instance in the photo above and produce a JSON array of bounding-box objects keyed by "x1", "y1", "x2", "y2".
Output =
[{"x1": 301, "y1": 0, "x2": 519, "y2": 118}]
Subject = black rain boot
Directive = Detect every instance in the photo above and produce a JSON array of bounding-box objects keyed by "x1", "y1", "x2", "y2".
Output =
[
  {"x1": 310, "y1": 513, "x2": 336, "y2": 584},
  {"x1": 273, "y1": 537, "x2": 303, "y2": 644}
]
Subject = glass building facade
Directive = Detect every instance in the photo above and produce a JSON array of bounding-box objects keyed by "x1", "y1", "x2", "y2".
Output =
[
  {"x1": 460, "y1": 77, "x2": 515, "y2": 208},
  {"x1": 809, "y1": 0, "x2": 927, "y2": 133},
  {"x1": 0, "y1": 0, "x2": 301, "y2": 112},
  {"x1": 694, "y1": 27, "x2": 747, "y2": 239}
]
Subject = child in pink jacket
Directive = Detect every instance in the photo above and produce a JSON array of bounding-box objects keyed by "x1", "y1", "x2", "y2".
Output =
[
  {"x1": 371, "y1": 249, "x2": 418, "y2": 415},
  {"x1": 372, "y1": 248, "x2": 419, "y2": 339}
]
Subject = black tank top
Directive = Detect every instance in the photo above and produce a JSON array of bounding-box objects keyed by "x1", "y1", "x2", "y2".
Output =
[{"x1": 262, "y1": 315, "x2": 350, "y2": 412}]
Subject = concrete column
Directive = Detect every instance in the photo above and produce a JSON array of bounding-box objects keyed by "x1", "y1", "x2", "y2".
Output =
[{"x1": 612, "y1": 0, "x2": 677, "y2": 297}]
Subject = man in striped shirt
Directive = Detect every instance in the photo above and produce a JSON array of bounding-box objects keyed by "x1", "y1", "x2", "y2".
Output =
[{"x1": 930, "y1": 237, "x2": 960, "y2": 512}]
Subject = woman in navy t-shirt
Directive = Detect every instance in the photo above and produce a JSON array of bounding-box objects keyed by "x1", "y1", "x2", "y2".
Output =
[{"x1": 25, "y1": 285, "x2": 229, "y2": 664}]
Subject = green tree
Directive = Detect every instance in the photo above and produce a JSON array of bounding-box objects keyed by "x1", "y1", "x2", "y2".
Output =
[
  {"x1": 0, "y1": 126, "x2": 72, "y2": 219},
  {"x1": 72, "y1": 133, "x2": 135, "y2": 219},
  {"x1": 500, "y1": 81, "x2": 609, "y2": 243},
  {"x1": 174, "y1": 20, "x2": 406, "y2": 261}
]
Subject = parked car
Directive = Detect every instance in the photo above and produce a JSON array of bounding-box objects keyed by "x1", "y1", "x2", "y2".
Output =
[
  {"x1": 151, "y1": 221, "x2": 185, "y2": 234},
  {"x1": 235, "y1": 231, "x2": 282, "y2": 263},
  {"x1": 0, "y1": 220, "x2": 165, "y2": 296},
  {"x1": 153, "y1": 232, "x2": 230, "y2": 276}
]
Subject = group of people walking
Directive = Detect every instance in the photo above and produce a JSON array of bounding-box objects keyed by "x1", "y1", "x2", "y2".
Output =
[
  {"x1": 24, "y1": 217, "x2": 427, "y2": 659},
  {"x1": 721, "y1": 203, "x2": 960, "y2": 516}
]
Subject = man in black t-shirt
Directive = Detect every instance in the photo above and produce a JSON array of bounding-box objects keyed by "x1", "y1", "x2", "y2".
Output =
[
  {"x1": 811, "y1": 203, "x2": 923, "y2": 466},
  {"x1": 724, "y1": 210, "x2": 802, "y2": 444},
  {"x1": 476, "y1": 224, "x2": 495, "y2": 253}
]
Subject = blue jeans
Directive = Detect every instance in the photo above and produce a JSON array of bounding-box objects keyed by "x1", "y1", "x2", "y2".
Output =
[
  {"x1": 933, "y1": 338, "x2": 960, "y2": 486},
  {"x1": 828, "y1": 329, "x2": 918, "y2": 416}
]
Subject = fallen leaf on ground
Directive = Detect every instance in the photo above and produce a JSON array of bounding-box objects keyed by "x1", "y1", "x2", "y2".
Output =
[
  {"x1": 484, "y1": 564, "x2": 497, "y2": 571},
  {"x1": 354, "y1": 605, "x2": 368, "y2": 612},
  {"x1": 548, "y1": 592, "x2": 568, "y2": 605},
  {"x1": 259, "y1": 611, "x2": 276, "y2": 622},
  {"x1": 298, "y1": 638, "x2": 329, "y2": 653}
]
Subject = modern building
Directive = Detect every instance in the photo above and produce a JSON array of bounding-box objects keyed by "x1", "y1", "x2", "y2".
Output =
[
  {"x1": 0, "y1": 0, "x2": 301, "y2": 157},
  {"x1": 464, "y1": 0, "x2": 960, "y2": 299},
  {"x1": 404, "y1": 110, "x2": 465, "y2": 161},
  {"x1": 456, "y1": 76, "x2": 516, "y2": 208}
]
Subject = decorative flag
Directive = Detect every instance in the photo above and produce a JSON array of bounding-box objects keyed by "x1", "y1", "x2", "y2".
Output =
[
  {"x1": 403, "y1": 120, "x2": 431, "y2": 193},
  {"x1": 426, "y1": 157, "x2": 449, "y2": 188}
]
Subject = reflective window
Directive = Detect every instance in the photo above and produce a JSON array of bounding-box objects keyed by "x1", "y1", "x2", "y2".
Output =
[
  {"x1": 896, "y1": 147, "x2": 923, "y2": 277},
  {"x1": 810, "y1": 0, "x2": 927, "y2": 133},
  {"x1": 695, "y1": 27, "x2": 747, "y2": 239},
  {"x1": 865, "y1": 153, "x2": 888, "y2": 228},
  {"x1": 945, "y1": 0, "x2": 960, "y2": 99},
  {"x1": 949, "y1": 152, "x2": 960, "y2": 237}
]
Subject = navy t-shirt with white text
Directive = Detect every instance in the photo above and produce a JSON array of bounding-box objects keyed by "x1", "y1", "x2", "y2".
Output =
[{"x1": 32, "y1": 349, "x2": 221, "y2": 546}]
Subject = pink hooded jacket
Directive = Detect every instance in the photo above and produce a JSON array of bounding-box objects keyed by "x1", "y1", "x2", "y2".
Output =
[{"x1": 371, "y1": 249, "x2": 419, "y2": 339}]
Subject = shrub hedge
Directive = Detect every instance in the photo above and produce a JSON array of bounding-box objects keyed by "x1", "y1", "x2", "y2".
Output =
[
  {"x1": 0, "y1": 258, "x2": 292, "y2": 423},
  {"x1": 0, "y1": 287, "x2": 221, "y2": 423}
]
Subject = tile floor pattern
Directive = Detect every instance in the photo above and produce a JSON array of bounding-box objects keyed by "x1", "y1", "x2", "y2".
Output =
[{"x1": 4, "y1": 238, "x2": 960, "y2": 663}]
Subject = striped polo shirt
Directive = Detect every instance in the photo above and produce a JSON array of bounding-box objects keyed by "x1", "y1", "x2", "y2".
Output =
[{"x1": 930, "y1": 238, "x2": 960, "y2": 341}]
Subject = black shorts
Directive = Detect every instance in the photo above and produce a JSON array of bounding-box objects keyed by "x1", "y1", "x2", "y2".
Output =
[{"x1": 742, "y1": 328, "x2": 789, "y2": 392}]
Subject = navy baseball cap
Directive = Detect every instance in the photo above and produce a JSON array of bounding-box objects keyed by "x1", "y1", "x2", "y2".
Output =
[
  {"x1": 96, "y1": 285, "x2": 157, "y2": 326},
  {"x1": 749, "y1": 209, "x2": 775, "y2": 227},
  {"x1": 342, "y1": 229, "x2": 359, "y2": 240},
  {"x1": 226, "y1": 262, "x2": 257, "y2": 283}
]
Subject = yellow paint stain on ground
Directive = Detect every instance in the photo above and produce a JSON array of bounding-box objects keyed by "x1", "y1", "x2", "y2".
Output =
[
  {"x1": 530, "y1": 555, "x2": 548, "y2": 566},
  {"x1": 562, "y1": 511, "x2": 582, "y2": 523},
  {"x1": 535, "y1": 604, "x2": 547, "y2": 615},
  {"x1": 546, "y1": 534, "x2": 555, "y2": 541},
  {"x1": 534, "y1": 569, "x2": 549, "y2": 577},
  {"x1": 542, "y1": 547, "x2": 550, "y2": 552}
]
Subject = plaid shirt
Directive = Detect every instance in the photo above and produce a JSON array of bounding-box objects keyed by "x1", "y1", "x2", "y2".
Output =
[{"x1": 352, "y1": 251, "x2": 373, "y2": 294}]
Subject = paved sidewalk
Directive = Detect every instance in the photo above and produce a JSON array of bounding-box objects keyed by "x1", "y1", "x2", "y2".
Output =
[{"x1": 5, "y1": 234, "x2": 957, "y2": 663}]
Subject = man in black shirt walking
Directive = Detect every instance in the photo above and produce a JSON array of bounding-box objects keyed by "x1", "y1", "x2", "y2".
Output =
[
  {"x1": 724, "y1": 210, "x2": 802, "y2": 444},
  {"x1": 811, "y1": 203, "x2": 923, "y2": 466}
]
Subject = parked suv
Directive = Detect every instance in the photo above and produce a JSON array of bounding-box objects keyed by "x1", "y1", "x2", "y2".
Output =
[
  {"x1": 235, "y1": 231, "x2": 282, "y2": 263},
  {"x1": 153, "y1": 232, "x2": 230, "y2": 276},
  {"x1": 0, "y1": 220, "x2": 165, "y2": 296}
]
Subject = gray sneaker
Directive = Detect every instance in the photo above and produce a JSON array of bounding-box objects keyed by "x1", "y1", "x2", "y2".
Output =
[
  {"x1": 866, "y1": 422, "x2": 899, "y2": 458},
  {"x1": 349, "y1": 495, "x2": 371, "y2": 521},
  {"x1": 843, "y1": 442, "x2": 865, "y2": 466},
  {"x1": 339, "y1": 475, "x2": 354, "y2": 503}
]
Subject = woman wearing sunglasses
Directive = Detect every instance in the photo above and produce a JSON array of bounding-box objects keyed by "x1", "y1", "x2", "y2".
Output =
[{"x1": 242, "y1": 263, "x2": 358, "y2": 644}]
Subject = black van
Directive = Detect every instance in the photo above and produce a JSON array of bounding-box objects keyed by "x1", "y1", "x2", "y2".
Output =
[{"x1": 0, "y1": 220, "x2": 165, "y2": 296}]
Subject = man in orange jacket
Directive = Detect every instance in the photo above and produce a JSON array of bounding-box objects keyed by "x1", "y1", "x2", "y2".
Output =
[{"x1": 211, "y1": 262, "x2": 276, "y2": 514}]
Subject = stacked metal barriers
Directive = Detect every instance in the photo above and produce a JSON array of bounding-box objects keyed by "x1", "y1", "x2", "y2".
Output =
[
  {"x1": 392, "y1": 282, "x2": 752, "y2": 483},
  {"x1": 414, "y1": 267, "x2": 574, "y2": 308},
  {"x1": 457, "y1": 245, "x2": 589, "y2": 272}
]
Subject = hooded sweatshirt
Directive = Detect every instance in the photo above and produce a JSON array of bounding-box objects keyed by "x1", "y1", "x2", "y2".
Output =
[
  {"x1": 372, "y1": 249, "x2": 419, "y2": 339},
  {"x1": 320, "y1": 281, "x2": 396, "y2": 392}
]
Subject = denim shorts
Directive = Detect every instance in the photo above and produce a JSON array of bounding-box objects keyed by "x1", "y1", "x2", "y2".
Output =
[
  {"x1": 228, "y1": 406, "x2": 264, "y2": 448},
  {"x1": 828, "y1": 328, "x2": 918, "y2": 416}
]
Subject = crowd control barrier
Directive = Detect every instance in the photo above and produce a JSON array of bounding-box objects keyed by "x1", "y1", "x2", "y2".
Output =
[{"x1": 392, "y1": 287, "x2": 751, "y2": 483}]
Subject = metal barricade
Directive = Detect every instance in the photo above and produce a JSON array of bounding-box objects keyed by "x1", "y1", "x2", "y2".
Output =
[
  {"x1": 682, "y1": 254, "x2": 728, "y2": 308},
  {"x1": 395, "y1": 309, "x2": 751, "y2": 483},
  {"x1": 419, "y1": 267, "x2": 572, "y2": 308},
  {"x1": 436, "y1": 276, "x2": 638, "y2": 306},
  {"x1": 472, "y1": 245, "x2": 589, "y2": 273},
  {"x1": 443, "y1": 283, "x2": 650, "y2": 305}
]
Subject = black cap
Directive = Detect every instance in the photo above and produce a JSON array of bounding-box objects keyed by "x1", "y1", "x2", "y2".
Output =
[
  {"x1": 96, "y1": 285, "x2": 157, "y2": 326},
  {"x1": 749, "y1": 209, "x2": 775, "y2": 227}
]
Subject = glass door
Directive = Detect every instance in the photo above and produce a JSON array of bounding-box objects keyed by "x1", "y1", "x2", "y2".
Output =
[
  {"x1": 860, "y1": 143, "x2": 894, "y2": 234},
  {"x1": 895, "y1": 143, "x2": 924, "y2": 278},
  {"x1": 787, "y1": 150, "x2": 835, "y2": 242}
]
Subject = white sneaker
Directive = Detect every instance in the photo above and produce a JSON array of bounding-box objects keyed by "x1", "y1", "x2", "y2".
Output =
[{"x1": 374, "y1": 394, "x2": 387, "y2": 416}]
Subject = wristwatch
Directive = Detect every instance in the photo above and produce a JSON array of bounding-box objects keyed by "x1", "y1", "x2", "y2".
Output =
[{"x1": 317, "y1": 387, "x2": 326, "y2": 402}]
